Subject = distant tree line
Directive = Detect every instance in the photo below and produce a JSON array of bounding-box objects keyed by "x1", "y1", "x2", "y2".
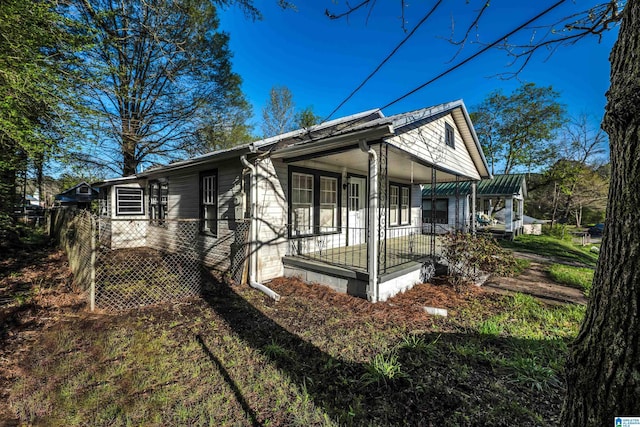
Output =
[{"x1": 470, "y1": 82, "x2": 609, "y2": 227}]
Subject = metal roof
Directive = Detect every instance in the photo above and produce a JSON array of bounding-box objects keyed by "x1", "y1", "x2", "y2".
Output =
[
  {"x1": 94, "y1": 101, "x2": 492, "y2": 187},
  {"x1": 422, "y1": 174, "x2": 526, "y2": 197}
]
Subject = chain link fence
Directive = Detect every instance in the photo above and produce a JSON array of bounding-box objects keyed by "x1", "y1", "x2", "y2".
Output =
[
  {"x1": 49, "y1": 210, "x2": 250, "y2": 311},
  {"x1": 48, "y1": 209, "x2": 95, "y2": 297},
  {"x1": 95, "y1": 218, "x2": 203, "y2": 311}
]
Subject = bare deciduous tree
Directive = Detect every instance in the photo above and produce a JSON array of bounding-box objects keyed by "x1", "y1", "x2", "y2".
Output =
[{"x1": 71, "y1": 0, "x2": 255, "y2": 176}]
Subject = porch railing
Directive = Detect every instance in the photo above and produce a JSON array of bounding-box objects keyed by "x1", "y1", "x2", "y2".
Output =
[
  {"x1": 286, "y1": 225, "x2": 441, "y2": 274},
  {"x1": 286, "y1": 226, "x2": 368, "y2": 270},
  {"x1": 381, "y1": 226, "x2": 432, "y2": 273}
]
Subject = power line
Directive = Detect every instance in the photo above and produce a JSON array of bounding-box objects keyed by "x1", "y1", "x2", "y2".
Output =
[
  {"x1": 322, "y1": 0, "x2": 444, "y2": 123},
  {"x1": 380, "y1": 0, "x2": 567, "y2": 111}
]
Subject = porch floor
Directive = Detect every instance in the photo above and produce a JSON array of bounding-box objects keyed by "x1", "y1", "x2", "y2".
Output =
[{"x1": 287, "y1": 233, "x2": 441, "y2": 274}]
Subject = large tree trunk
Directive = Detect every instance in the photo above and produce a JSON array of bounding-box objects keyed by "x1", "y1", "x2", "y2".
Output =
[
  {"x1": 122, "y1": 134, "x2": 138, "y2": 177},
  {"x1": 560, "y1": 2, "x2": 640, "y2": 425}
]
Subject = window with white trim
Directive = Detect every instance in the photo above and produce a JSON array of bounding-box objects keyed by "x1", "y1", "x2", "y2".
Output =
[
  {"x1": 116, "y1": 187, "x2": 144, "y2": 215},
  {"x1": 389, "y1": 185, "x2": 399, "y2": 226},
  {"x1": 389, "y1": 183, "x2": 410, "y2": 226},
  {"x1": 445, "y1": 122, "x2": 455, "y2": 148},
  {"x1": 149, "y1": 180, "x2": 168, "y2": 225},
  {"x1": 291, "y1": 172, "x2": 314, "y2": 236},
  {"x1": 319, "y1": 176, "x2": 338, "y2": 232},
  {"x1": 200, "y1": 171, "x2": 217, "y2": 235},
  {"x1": 289, "y1": 167, "x2": 341, "y2": 236},
  {"x1": 401, "y1": 186, "x2": 410, "y2": 224}
]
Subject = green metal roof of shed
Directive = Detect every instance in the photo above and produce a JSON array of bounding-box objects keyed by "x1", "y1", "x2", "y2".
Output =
[{"x1": 422, "y1": 174, "x2": 526, "y2": 197}]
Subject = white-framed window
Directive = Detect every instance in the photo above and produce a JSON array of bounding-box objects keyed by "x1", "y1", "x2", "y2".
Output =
[
  {"x1": 98, "y1": 188, "x2": 109, "y2": 217},
  {"x1": 291, "y1": 172, "x2": 314, "y2": 236},
  {"x1": 389, "y1": 183, "x2": 410, "y2": 226},
  {"x1": 445, "y1": 122, "x2": 455, "y2": 148},
  {"x1": 77, "y1": 185, "x2": 90, "y2": 194},
  {"x1": 319, "y1": 176, "x2": 338, "y2": 232},
  {"x1": 149, "y1": 180, "x2": 168, "y2": 225},
  {"x1": 289, "y1": 167, "x2": 341, "y2": 236},
  {"x1": 115, "y1": 187, "x2": 144, "y2": 215},
  {"x1": 401, "y1": 187, "x2": 410, "y2": 224},
  {"x1": 200, "y1": 171, "x2": 217, "y2": 235},
  {"x1": 389, "y1": 185, "x2": 399, "y2": 226}
]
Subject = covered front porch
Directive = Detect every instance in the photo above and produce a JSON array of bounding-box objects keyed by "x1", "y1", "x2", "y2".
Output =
[
  {"x1": 263, "y1": 101, "x2": 490, "y2": 301},
  {"x1": 274, "y1": 143, "x2": 480, "y2": 300},
  {"x1": 282, "y1": 224, "x2": 443, "y2": 299}
]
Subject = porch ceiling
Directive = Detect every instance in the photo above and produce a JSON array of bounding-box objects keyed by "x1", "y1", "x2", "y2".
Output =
[{"x1": 288, "y1": 145, "x2": 462, "y2": 184}]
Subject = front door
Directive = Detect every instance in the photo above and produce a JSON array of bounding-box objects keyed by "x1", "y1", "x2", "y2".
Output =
[{"x1": 348, "y1": 177, "x2": 367, "y2": 245}]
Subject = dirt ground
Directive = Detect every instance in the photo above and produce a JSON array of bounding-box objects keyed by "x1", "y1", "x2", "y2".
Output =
[
  {"x1": 0, "y1": 243, "x2": 587, "y2": 425},
  {"x1": 0, "y1": 246, "x2": 86, "y2": 426}
]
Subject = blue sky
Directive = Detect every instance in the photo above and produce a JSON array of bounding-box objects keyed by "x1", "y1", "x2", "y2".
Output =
[{"x1": 219, "y1": 1, "x2": 619, "y2": 133}]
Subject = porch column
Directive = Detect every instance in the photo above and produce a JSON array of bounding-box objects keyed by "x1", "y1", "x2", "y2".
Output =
[
  {"x1": 505, "y1": 197, "x2": 513, "y2": 233},
  {"x1": 471, "y1": 181, "x2": 477, "y2": 234},
  {"x1": 359, "y1": 140, "x2": 379, "y2": 302},
  {"x1": 518, "y1": 197, "x2": 524, "y2": 234},
  {"x1": 455, "y1": 176, "x2": 460, "y2": 231},
  {"x1": 377, "y1": 144, "x2": 388, "y2": 275}
]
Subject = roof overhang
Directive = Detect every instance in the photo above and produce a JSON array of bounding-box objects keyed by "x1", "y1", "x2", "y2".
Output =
[
  {"x1": 93, "y1": 144, "x2": 252, "y2": 187},
  {"x1": 92, "y1": 175, "x2": 143, "y2": 188},
  {"x1": 141, "y1": 144, "x2": 251, "y2": 178},
  {"x1": 270, "y1": 124, "x2": 395, "y2": 160}
]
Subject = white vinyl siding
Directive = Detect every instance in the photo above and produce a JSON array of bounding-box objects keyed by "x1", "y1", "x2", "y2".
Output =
[{"x1": 386, "y1": 114, "x2": 480, "y2": 180}]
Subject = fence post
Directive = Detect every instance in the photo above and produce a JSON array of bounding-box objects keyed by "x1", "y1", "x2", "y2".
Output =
[{"x1": 90, "y1": 215, "x2": 96, "y2": 311}]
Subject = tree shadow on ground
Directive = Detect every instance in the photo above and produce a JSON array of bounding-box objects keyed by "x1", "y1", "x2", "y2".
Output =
[
  {"x1": 0, "y1": 236, "x2": 84, "y2": 426},
  {"x1": 200, "y1": 276, "x2": 565, "y2": 426}
]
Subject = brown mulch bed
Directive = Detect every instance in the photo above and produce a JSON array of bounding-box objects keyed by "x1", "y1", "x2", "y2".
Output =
[{"x1": 267, "y1": 276, "x2": 498, "y2": 327}]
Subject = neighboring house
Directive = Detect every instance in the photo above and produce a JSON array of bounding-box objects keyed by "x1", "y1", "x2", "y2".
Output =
[
  {"x1": 422, "y1": 174, "x2": 527, "y2": 237},
  {"x1": 55, "y1": 182, "x2": 100, "y2": 209},
  {"x1": 13, "y1": 195, "x2": 44, "y2": 222},
  {"x1": 94, "y1": 100, "x2": 490, "y2": 302},
  {"x1": 25, "y1": 194, "x2": 40, "y2": 206}
]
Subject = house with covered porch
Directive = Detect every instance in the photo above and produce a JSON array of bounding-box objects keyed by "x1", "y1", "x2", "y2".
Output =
[
  {"x1": 421, "y1": 174, "x2": 527, "y2": 238},
  {"x1": 94, "y1": 100, "x2": 490, "y2": 302}
]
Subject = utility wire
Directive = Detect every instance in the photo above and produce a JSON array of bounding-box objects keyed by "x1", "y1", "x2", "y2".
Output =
[
  {"x1": 322, "y1": 0, "x2": 444, "y2": 123},
  {"x1": 379, "y1": 0, "x2": 567, "y2": 111}
]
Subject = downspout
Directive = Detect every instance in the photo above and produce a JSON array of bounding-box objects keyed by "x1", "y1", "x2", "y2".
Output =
[
  {"x1": 359, "y1": 140, "x2": 379, "y2": 302},
  {"x1": 240, "y1": 154, "x2": 281, "y2": 301},
  {"x1": 471, "y1": 181, "x2": 477, "y2": 235}
]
